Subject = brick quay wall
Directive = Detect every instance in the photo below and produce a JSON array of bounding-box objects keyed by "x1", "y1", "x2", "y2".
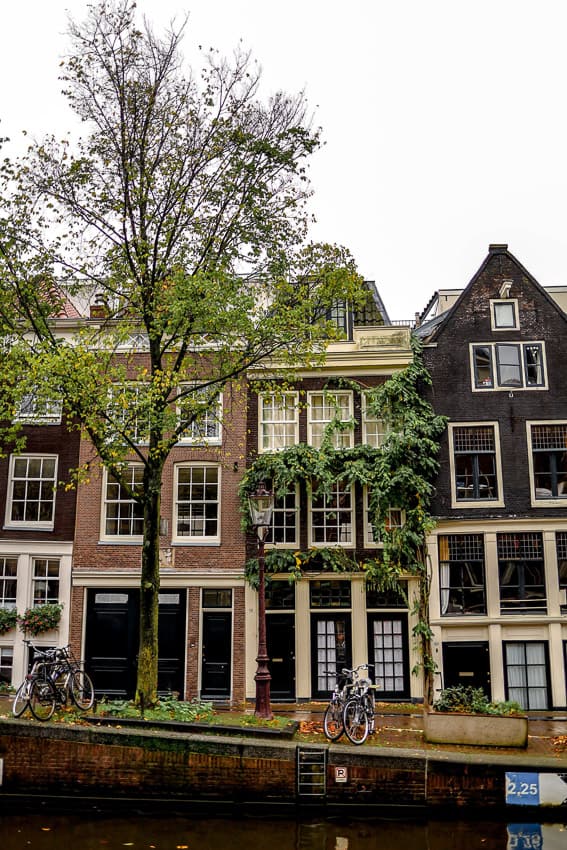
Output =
[{"x1": 0, "y1": 720, "x2": 566, "y2": 815}]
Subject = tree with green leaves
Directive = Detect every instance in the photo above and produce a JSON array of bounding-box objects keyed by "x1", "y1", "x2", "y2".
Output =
[{"x1": 0, "y1": 0, "x2": 363, "y2": 707}]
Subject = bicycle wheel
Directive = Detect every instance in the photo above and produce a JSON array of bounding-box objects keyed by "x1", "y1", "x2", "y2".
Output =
[
  {"x1": 343, "y1": 697, "x2": 369, "y2": 745},
  {"x1": 70, "y1": 669, "x2": 95, "y2": 711},
  {"x1": 12, "y1": 681, "x2": 30, "y2": 717},
  {"x1": 323, "y1": 700, "x2": 344, "y2": 741},
  {"x1": 29, "y1": 678, "x2": 57, "y2": 721}
]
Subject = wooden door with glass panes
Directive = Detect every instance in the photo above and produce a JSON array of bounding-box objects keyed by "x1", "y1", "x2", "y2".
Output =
[{"x1": 367, "y1": 613, "x2": 410, "y2": 700}]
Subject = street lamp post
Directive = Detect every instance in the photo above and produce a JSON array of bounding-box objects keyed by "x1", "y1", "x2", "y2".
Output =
[{"x1": 248, "y1": 481, "x2": 275, "y2": 720}]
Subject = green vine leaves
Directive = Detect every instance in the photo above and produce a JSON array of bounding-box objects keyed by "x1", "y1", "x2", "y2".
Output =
[{"x1": 240, "y1": 337, "x2": 447, "y2": 587}]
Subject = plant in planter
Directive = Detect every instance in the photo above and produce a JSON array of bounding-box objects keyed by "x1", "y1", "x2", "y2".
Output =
[
  {"x1": 18, "y1": 603, "x2": 63, "y2": 636},
  {"x1": 0, "y1": 607, "x2": 18, "y2": 635},
  {"x1": 433, "y1": 685, "x2": 522, "y2": 717},
  {"x1": 425, "y1": 685, "x2": 527, "y2": 748}
]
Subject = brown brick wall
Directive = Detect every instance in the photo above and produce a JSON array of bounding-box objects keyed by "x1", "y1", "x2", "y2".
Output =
[
  {"x1": 0, "y1": 722, "x2": 559, "y2": 811},
  {"x1": 73, "y1": 381, "x2": 248, "y2": 571},
  {"x1": 0, "y1": 423, "x2": 81, "y2": 542},
  {"x1": 0, "y1": 725, "x2": 296, "y2": 801},
  {"x1": 69, "y1": 382, "x2": 250, "y2": 701}
]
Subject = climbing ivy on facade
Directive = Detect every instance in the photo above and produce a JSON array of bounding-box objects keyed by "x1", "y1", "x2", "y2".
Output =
[{"x1": 239, "y1": 336, "x2": 447, "y2": 705}]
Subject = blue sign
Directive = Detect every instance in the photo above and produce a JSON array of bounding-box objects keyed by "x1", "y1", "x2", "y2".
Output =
[
  {"x1": 506, "y1": 773, "x2": 540, "y2": 806},
  {"x1": 507, "y1": 823, "x2": 543, "y2": 849}
]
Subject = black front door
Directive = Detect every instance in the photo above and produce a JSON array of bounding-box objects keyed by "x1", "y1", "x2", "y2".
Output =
[
  {"x1": 310, "y1": 614, "x2": 352, "y2": 698},
  {"x1": 266, "y1": 613, "x2": 295, "y2": 700},
  {"x1": 201, "y1": 612, "x2": 231, "y2": 699},
  {"x1": 367, "y1": 613, "x2": 411, "y2": 700},
  {"x1": 442, "y1": 641, "x2": 491, "y2": 697},
  {"x1": 86, "y1": 589, "x2": 139, "y2": 698},
  {"x1": 85, "y1": 588, "x2": 187, "y2": 699},
  {"x1": 156, "y1": 590, "x2": 187, "y2": 696}
]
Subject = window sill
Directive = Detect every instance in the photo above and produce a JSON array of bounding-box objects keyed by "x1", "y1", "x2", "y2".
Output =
[
  {"x1": 531, "y1": 496, "x2": 567, "y2": 508},
  {"x1": 171, "y1": 540, "x2": 221, "y2": 547},
  {"x1": 98, "y1": 538, "x2": 143, "y2": 545},
  {"x1": 451, "y1": 499, "x2": 505, "y2": 509}
]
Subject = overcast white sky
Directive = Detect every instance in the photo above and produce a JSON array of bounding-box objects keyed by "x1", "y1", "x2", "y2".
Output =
[{"x1": 2, "y1": 0, "x2": 567, "y2": 319}]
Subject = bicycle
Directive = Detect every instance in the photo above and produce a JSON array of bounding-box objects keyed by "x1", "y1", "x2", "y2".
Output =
[
  {"x1": 12, "y1": 644, "x2": 59, "y2": 721},
  {"x1": 342, "y1": 664, "x2": 376, "y2": 745},
  {"x1": 50, "y1": 644, "x2": 95, "y2": 711},
  {"x1": 12, "y1": 642, "x2": 95, "y2": 721},
  {"x1": 323, "y1": 665, "x2": 369, "y2": 742}
]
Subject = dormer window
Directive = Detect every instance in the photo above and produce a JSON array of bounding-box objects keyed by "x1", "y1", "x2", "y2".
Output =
[
  {"x1": 491, "y1": 299, "x2": 519, "y2": 330},
  {"x1": 326, "y1": 300, "x2": 352, "y2": 339}
]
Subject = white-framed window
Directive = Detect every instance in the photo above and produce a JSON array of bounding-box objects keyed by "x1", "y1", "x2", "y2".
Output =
[
  {"x1": 102, "y1": 464, "x2": 144, "y2": 539},
  {"x1": 107, "y1": 383, "x2": 151, "y2": 445},
  {"x1": 490, "y1": 299, "x2": 519, "y2": 331},
  {"x1": 178, "y1": 385, "x2": 222, "y2": 444},
  {"x1": 498, "y1": 532, "x2": 546, "y2": 615},
  {"x1": 265, "y1": 484, "x2": 299, "y2": 547},
  {"x1": 504, "y1": 641, "x2": 549, "y2": 710},
  {"x1": 438, "y1": 534, "x2": 486, "y2": 616},
  {"x1": 174, "y1": 464, "x2": 220, "y2": 543},
  {"x1": 364, "y1": 491, "x2": 404, "y2": 547},
  {"x1": 6, "y1": 454, "x2": 58, "y2": 529},
  {"x1": 14, "y1": 391, "x2": 62, "y2": 424},
  {"x1": 527, "y1": 422, "x2": 567, "y2": 504},
  {"x1": 307, "y1": 391, "x2": 354, "y2": 449},
  {"x1": 259, "y1": 392, "x2": 299, "y2": 452},
  {"x1": 448, "y1": 423, "x2": 504, "y2": 508},
  {"x1": 361, "y1": 393, "x2": 389, "y2": 447},
  {"x1": 0, "y1": 647, "x2": 13, "y2": 686},
  {"x1": 0, "y1": 557, "x2": 17, "y2": 609},
  {"x1": 32, "y1": 558, "x2": 60, "y2": 605},
  {"x1": 309, "y1": 479, "x2": 354, "y2": 547},
  {"x1": 470, "y1": 342, "x2": 546, "y2": 390}
]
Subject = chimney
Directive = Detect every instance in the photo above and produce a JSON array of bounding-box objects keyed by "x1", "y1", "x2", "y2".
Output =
[{"x1": 89, "y1": 291, "x2": 108, "y2": 319}]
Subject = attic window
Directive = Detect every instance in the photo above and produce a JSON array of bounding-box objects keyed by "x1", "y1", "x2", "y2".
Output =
[{"x1": 491, "y1": 299, "x2": 519, "y2": 330}]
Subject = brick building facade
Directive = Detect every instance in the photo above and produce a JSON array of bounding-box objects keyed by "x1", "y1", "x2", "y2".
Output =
[
  {"x1": 0, "y1": 395, "x2": 81, "y2": 686},
  {"x1": 418, "y1": 244, "x2": 567, "y2": 709}
]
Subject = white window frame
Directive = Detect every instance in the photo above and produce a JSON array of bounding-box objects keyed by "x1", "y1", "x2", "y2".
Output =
[
  {"x1": 265, "y1": 484, "x2": 300, "y2": 549},
  {"x1": 0, "y1": 556, "x2": 18, "y2": 610},
  {"x1": 490, "y1": 299, "x2": 519, "y2": 331},
  {"x1": 32, "y1": 557, "x2": 60, "y2": 605},
  {"x1": 308, "y1": 479, "x2": 355, "y2": 548},
  {"x1": 173, "y1": 463, "x2": 221, "y2": 544},
  {"x1": 448, "y1": 422, "x2": 505, "y2": 509},
  {"x1": 177, "y1": 384, "x2": 222, "y2": 445},
  {"x1": 258, "y1": 392, "x2": 299, "y2": 453},
  {"x1": 526, "y1": 420, "x2": 567, "y2": 507},
  {"x1": 100, "y1": 463, "x2": 144, "y2": 542},
  {"x1": 14, "y1": 391, "x2": 62, "y2": 425},
  {"x1": 307, "y1": 390, "x2": 354, "y2": 449},
  {"x1": 107, "y1": 383, "x2": 151, "y2": 445},
  {"x1": 0, "y1": 646, "x2": 14, "y2": 687},
  {"x1": 5, "y1": 454, "x2": 58, "y2": 530},
  {"x1": 469, "y1": 341, "x2": 547, "y2": 391},
  {"x1": 363, "y1": 489, "x2": 405, "y2": 548},
  {"x1": 361, "y1": 393, "x2": 389, "y2": 447}
]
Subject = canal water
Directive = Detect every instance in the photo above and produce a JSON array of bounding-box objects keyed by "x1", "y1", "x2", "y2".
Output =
[{"x1": 0, "y1": 813, "x2": 566, "y2": 850}]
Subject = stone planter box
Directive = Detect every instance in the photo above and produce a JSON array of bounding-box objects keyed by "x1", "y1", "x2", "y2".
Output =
[{"x1": 424, "y1": 710, "x2": 528, "y2": 748}]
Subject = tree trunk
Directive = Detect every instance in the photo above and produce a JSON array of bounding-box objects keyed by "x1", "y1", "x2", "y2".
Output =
[
  {"x1": 418, "y1": 546, "x2": 434, "y2": 709},
  {"x1": 136, "y1": 460, "x2": 162, "y2": 709}
]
